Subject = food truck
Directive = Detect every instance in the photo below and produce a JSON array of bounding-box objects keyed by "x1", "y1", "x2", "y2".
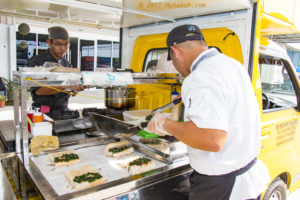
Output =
[{"x1": 0, "y1": 0, "x2": 300, "y2": 200}]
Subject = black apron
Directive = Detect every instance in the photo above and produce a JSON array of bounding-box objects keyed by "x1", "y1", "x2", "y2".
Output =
[
  {"x1": 189, "y1": 159, "x2": 257, "y2": 200},
  {"x1": 188, "y1": 49, "x2": 257, "y2": 200}
]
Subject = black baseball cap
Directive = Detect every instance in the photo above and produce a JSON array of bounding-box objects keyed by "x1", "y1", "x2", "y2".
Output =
[
  {"x1": 166, "y1": 24, "x2": 205, "y2": 60},
  {"x1": 48, "y1": 26, "x2": 69, "y2": 40}
]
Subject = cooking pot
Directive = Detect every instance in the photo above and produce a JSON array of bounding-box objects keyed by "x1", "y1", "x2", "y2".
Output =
[{"x1": 105, "y1": 86, "x2": 136, "y2": 109}]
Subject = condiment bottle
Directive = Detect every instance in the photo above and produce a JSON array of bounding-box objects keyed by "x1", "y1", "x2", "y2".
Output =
[
  {"x1": 27, "y1": 106, "x2": 34, "y2": 132},
  {"x1": 33, "y1": 108, "x2": 43, "y2": 123},
  {"x1": 170, "y1": 88, "x2": 180, "y2": 121}
]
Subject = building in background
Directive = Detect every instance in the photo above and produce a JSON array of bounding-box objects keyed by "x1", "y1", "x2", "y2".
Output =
[{"x1": 16, "y1": 31, "x2": 120, "y2": 71}]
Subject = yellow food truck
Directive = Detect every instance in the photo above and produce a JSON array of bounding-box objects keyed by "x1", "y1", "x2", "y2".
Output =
[
  {"x1": 1, "y1": 1, "x2": 300, "y2": 200},
  {"x1": 120, "y1": 0, "x2": 300, "y2": 199}
]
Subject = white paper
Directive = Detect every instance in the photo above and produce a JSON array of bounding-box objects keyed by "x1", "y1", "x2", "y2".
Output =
[{"x1": 31, "y1": 145, "x2": 166, "y2": 195}]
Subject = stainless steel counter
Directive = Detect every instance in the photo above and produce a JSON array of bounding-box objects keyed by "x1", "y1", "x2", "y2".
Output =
[
  {"x1": 10, "y1": 71, "x2": 189, "y2": 199},
  {"x1": 22, "y1": 139, "x2": 190, "y2": 200}
]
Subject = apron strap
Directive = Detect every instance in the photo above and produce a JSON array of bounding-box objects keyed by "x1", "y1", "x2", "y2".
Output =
[{"x1": 224, "y1": 158, "x2": 257, "y2": 177}]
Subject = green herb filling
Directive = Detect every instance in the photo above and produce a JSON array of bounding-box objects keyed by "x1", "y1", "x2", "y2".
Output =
[
  {"x1": 54, "y1": 153, "x2": 79, "y2": 163},
  {"x1": 73, "y1": 172, "x2": 102, "y2": 183},
  {"x1": 129, "y1": 157, "x2": 151, "y2": 166},
  {"x1": 109, "y1": 146, "x2": 130, "y2": 154}
]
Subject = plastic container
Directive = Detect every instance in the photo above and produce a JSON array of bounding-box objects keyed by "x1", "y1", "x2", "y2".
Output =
[
  {"x1": 33, "y1": 108, "x2": 43, "y2": 123},
  {"x1": 123, "y1": 109, "x2": 151, "y2": 125},
  {"x1": 31, "y1": 122, "x2": 53, "y2": 137}
]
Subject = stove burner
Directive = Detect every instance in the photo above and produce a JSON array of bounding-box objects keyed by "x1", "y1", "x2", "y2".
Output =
[{"x1": 51, "y1": 110, "x2": 79, "y2": 120}]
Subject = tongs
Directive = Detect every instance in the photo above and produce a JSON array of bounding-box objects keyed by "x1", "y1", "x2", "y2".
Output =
[
  {"x1": 140, "y1": 97, "x2": 182, "y2": 128},
  {"x1": 88, "y1": 112, "x2": 171, "y2": 163},
  {"x1": 88, "y1": 112, "x2": 138, "y2": 139}
]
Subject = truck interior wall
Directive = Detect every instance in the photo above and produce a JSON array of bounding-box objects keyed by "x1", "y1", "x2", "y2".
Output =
[{"x1": 122, "y1": 9, "x2": 253, "y2": 71}]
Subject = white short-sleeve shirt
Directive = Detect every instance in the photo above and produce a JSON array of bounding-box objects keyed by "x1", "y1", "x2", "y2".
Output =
[{"x1": 181, "y1": 48, "x2": 270, "y2": 199}]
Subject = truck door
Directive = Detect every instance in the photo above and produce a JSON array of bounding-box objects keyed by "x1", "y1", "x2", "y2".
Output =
[{"x1": 259, "y1": 53, "x2": 300, "y2": 191}]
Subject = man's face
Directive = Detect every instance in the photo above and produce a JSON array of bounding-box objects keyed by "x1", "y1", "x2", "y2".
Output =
[
  {"x1": 170, "y1": 46, "x2": 189, "y2": 77},
  {"x1": 47, "y1": 39, "x2": 69, "y2": 59}
]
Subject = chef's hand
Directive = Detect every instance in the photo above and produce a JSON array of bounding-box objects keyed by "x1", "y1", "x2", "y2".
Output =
[
  {"x1": 50, "y1": 66, "x2": 80, "y2": 72},
  {"x1": 66, "y1": 85, "x2": 85, "y2": 96},
  {"x1": 147, "y1": 113, "x2": 171, "y2": 136}
]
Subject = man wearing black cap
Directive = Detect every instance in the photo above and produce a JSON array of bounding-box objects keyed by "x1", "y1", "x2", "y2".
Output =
[
  {"x1": 28, "y1": 26, "x2": 84, "y2": 119},
  {"x1": 148, "y1": 24, "x2": 269, "y2": 200}
]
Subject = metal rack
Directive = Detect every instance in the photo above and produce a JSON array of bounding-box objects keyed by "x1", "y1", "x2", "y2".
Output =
[{"x1": 6, "y1": 71, "x2": 189, "y2": 200}]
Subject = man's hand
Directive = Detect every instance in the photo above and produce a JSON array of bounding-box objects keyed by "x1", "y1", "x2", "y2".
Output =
[
  {"x1": 35, "y1": 85, "x2": 85, "y2": 95},
  {"x1": 50, "y1": 66, "x2": 80, "y2": 72},
  {"x1": 66, "y1": 85, "x2": 85, "y2": 96},
  {"x1": 67, "y1": 85, "x2": 85, "y2": 92},
  {"x1": 147, "y1": 113, "x2": 172, "y2": 136}
]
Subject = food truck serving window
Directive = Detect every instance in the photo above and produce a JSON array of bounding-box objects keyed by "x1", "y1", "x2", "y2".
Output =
[
  {"x1": 143, "y1": 46, "x2": 222, "y2": 72},
  {"x1": 259, "y1": 54, "x2": 297, "y2": 111}
]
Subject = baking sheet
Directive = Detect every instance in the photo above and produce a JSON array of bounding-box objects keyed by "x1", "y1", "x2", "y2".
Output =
[{"x1": 30, "y1": 145, "x2": 166, "y2": 196}]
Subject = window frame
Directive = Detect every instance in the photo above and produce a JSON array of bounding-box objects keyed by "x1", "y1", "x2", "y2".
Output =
[
  {"x1": 259, "y1": 54, "x2": 300, "y2": 113},
  {"x1": 142, "y1": 48, "x2": 167, "y2": 72}
]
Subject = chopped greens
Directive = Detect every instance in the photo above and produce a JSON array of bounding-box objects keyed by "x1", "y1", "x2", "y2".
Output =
[
  {"x1": 73, "y1": 172, "x2": 102, "y2": 183},
  {"x1": 129, "y1": 157, "x2": 151, "y2": 166},
  {"x1": 109, "y1": 146, "x2": 130, "y2": 154},
  {"x1": 54, "y1": 153, "x2": 79, "y2": 163}
]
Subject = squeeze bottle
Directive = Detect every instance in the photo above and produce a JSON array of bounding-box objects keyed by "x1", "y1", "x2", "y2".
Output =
[
  {"x1": 27, "y1": 107, "x2": 34, "y2": 132},
  {"x1": 33, "y1": 108, "x2": 43, "y2": 123}
]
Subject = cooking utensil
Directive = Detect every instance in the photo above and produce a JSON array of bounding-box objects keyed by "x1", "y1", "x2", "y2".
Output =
[
  {"x1": 105, "y1": 86, "x2": 136, "y2": 109},
  {"x1": 152, "y1": 98, "x2": 182, "y2": 115},
  {"x1": 89, "y1": 112, "x2": 139, "y2": 139},
  {"x1": 88, "y1": 112, "x2": 171, "y2": 163},
  {"x1": 140, "y1": 97, "x2": 182, "y2": 128}
]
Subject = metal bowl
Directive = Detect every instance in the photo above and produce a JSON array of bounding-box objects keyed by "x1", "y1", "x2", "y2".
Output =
[{"x1": 105, "y1": 86, "x2": 136, "y2": 109}]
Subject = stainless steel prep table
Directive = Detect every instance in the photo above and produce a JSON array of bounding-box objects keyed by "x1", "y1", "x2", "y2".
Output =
[{"x1": 5, "y1": 71, "x2": 190, "y2": 200}]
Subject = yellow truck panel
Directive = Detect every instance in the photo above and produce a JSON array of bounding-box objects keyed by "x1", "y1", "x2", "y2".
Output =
[{"x1": 124, "y1": 0, "x2": 300, "y2": 199}]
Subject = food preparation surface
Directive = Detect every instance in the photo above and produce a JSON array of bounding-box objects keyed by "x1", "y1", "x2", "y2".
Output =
[{"x1": 31, "y1": 144, "x2": 166, "y2": 196}]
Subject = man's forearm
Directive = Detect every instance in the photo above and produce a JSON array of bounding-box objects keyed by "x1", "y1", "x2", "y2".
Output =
[
  {"x1": 35, "y1": 85, "x2": 85, "y2": 95},
  {"x1": 164, "y1": 119, "x2": 227, "y2": 152},
  {"x1": 35, "y1": 86, "x2": 65, "y2": 95}
]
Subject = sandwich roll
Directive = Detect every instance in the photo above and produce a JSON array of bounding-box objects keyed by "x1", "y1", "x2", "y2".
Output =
[
  {"x1": 128, "y1": 157, "x2": 156, "y2": 175},
  {"x1": 104, "y1": 140, "x2": 134, "y2": 158},
  {"x1": 48, "y1": 150, "x2": 80, "y2": 167},
  {"x1": 66, "y1": 165, "x2": 106, "y2": 190}
]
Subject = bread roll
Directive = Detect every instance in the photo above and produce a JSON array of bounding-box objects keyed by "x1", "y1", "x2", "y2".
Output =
[
  {"x1": 48, "y1": 150, "x2": 80, "y2": 167},
  {"x1": 128, "y1": 157, "x2": 156, "y2": 175},
  {"x1": 66, "y1": 165, "x2": 106, "y2": 190},
  {"x1": 104, "y1": 140, "x2": 134, "y2": 158}
]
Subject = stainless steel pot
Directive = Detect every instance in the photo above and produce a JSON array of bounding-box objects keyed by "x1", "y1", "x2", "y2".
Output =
[{"x1": 105, "y1": 86, "x2": 136, "y2": 109}]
